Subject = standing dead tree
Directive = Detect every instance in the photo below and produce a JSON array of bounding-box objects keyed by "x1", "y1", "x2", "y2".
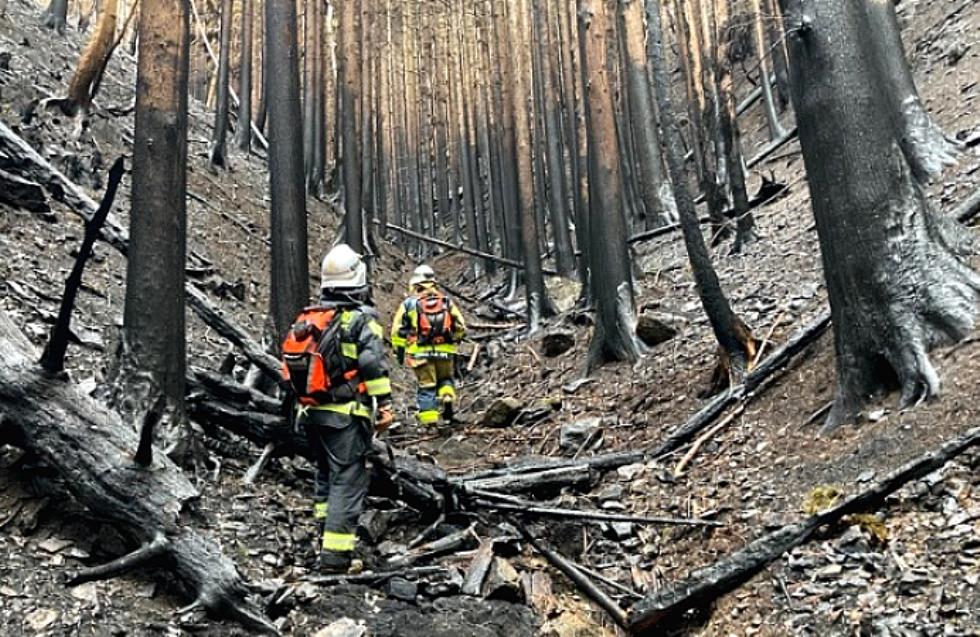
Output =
[
  {"x1": 648, "y1": 0, "x2": 758, "y2": 392},
  {"x1": 41, "y1": 0, "x2": 69, "y2": 32},
  {"x1": 780, "y1": 0, "x2": 977, "y2": 432},
  {"x1": 50, "y1": 0, "x2": 125, "y2": 115},
  {"x1": 208, "y1": 0, "x2": 233, "y2": 167},
  {"x1": 581, "y1": 0, "x2": 643, "y2": 367},
  {"x1": 236, "y1": 0, "x2": 254, "y2": 152},
  {"x1": 266, "y1": 0, "x2": 309, "y2": 338}
]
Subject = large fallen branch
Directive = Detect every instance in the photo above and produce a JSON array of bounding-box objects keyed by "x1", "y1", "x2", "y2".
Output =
[
  {"x1": 954, "y1": 185, "x2": 980, "y2": 223},
  {"x1": 0, "y1": 121, "x2": 280, "y2": 378},
  {"x1": 0, "y1": 312, "x2": 275, "y2": 633},
  {"x1": 627, "y1": 424, "x2": 980, "y2": 634},
  {"x1": 385, "y1": 222, "x2": 560, "y2": 276},
  {"x1": 650, "y1": 310, "x2": 831, "y2": 459}
]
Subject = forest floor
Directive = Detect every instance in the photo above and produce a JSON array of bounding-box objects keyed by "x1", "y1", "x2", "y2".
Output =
[{"x1": 1, "y1": 0, "x2": 980, "y2": 635}]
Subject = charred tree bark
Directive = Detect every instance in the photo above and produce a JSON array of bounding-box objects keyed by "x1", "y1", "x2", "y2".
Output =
[
  {"x1": 339, "y1": 0, "x2": 363, "y2": 251},
  {"x1": 266, "y1": 0, "x2": 310, "y2": 338},
  {"x1": 535, "y1": 0, "x2": 576, "y2": 277},
  {"x1": 749, "y1": 0, "x2": 786, "y2": 140},
  {"x1": 648, "y1": 0, "x2": 757, "y2": 386},
  {"x1": 208, "y1": 0, "x2": 233, "y2": 168},
  {"x1": 862, "y1": 0, "x2": 958, "y2": 182},
  {"x1": 118, "y1": 0, "x2": 191, "y2": 425},
  {"x1": 0, "y1": 314, "x2": 275, "y2": 633},
  {"x1": 42, "y1": 0, "x2": 69, "y2": 33},
  {"x1": 236, "y1": 0, "x2": 253, "y2": 152},
  {"x1": 580, "y1": 0, "x2": 642, "y2": 367},
  {"x1": 56, "y1": 0, "x2": 120, "y2": 115},
  {"x1": 620, "y1": 0, "x2": 676, "y2": 230},
  {"x1": 510, "y1": 0, "x2": 552, "y2": 328},
  {"x1": 780, "y1": 0, "x2": 979, "y2": 432}
]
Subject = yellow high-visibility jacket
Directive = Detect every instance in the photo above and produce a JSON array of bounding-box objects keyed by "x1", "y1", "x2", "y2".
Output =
[{"x1": 391, "y1": 283, "x2": 466, "y2": 359}]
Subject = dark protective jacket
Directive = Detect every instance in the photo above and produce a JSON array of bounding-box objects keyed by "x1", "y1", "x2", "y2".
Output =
[{"x1": 297, "y1": 292, "x2": 392, "y2": 423}]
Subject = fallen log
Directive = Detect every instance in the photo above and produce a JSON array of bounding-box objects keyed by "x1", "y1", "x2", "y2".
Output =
[
  {"x1": 0, "y1": 312, "x2": 275, "y2": 633},
  {"x1": 0, "y1": 167, "x2": 48, "y2": 212},
  {"x1": 515, "y1": 520, "x2": 628, "y2": 629},
  {"x1": 302, "y1": 565, "x2": 449, "y2": 586},
  {"x1": 650, "y1": 310, "x2": 831, "y2": 459},
  {"x1": 954, "y1": 185, "x2": 980, "y2": 223},
  {"x1": 385, "y1": 222, "x2": 560, "y2": 276},
  {"x1": 473, "y1": 499, "x2": 723, "y2": 528},
  {"x1": 459, "y1": 464, "x2": 593, "y2": 494},
  {"x1": 0, "y1": 121, "x2": 280, "y2": 379},
  {"x1": 627, "y1": 424, "x2": 980, "y2": 634}
]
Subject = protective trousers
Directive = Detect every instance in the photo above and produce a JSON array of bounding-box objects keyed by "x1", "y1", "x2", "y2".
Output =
[
  {"x1": 302, "y1": 411, "x2": 371, "y2": 556},
  {"x1": 411, "y1": 357, "x2": 456, "y2": 425}
]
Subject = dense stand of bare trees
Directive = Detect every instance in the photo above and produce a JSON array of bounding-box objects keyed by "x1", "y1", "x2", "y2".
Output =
[{"x1": 42, "y1": 0, "x2": 976, "y2": 427}]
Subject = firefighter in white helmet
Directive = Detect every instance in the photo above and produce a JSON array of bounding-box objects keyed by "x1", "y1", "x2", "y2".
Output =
[
  {"x1": 391, "y1": 264, "x2": 466, "y2": 426},
  {"x1": 279, "y1": 244, "x2": 393, "y2": 573}
]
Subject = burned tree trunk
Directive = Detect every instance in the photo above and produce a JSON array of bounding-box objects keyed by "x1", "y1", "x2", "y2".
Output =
[
  {"x1": 581, "y1": 0, "x2": 642, "y2": 367},
  {"x1": 209, "y1": 0, "x2": 233, "y2": 167},
  {"x1": 0, "y1": 314, "x2": 274, "y2": 633},
  {"x1": 648, "y1": 0, "x2": 757, "y2": 387},
  {"x1": 115, "y1": 0, "x2": 191, "y2": 428},
  {"x1": 266, "y1": 0, "x2": 309, "y2": 338},
  {"x1": 620, "y1": 0, "x2": 676, "y2": 229},
  {"x1": 509, "y1": 0, "x2": 552, "y2": 327},
  {"x1": 749, "y1": 0, "x2": 786, "y2": 140},
  {"x1": 236, "y1": 0, "x2": 253, "y2": 152},
  {"x1": 862, "y1": 0, "x2": 958, "y2": 182},
  {"x1": 339, "y1": 0, "x2": 363, "y2": 252},
  {"x1": 41, "y1": 0, "x2": 69, "y2": 33},
  {"x1": 55, "y1": 0, "x2": 120, "y2": 115},
  {"x1": 780, "y1": 0, "x2": 979, "y2": 431}
]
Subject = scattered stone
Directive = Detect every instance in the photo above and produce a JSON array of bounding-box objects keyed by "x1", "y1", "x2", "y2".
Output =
[
  {"x1": 37, "y1": 537, "x2": 72, "y2": 554},
  {"x1": 596, "y1": 484, "x2": 624, "y2": 502},
  {"x1": 0, "y1": 168, "x2": 49, "y2": 213},
  {"x1": 482, "y1": 557, "x2": 523, "y2": 602},
  {"x1": 816, "y1": 564, "x2": 842, "y2": 579},
  {"x1": 377, "y1": 541, "x2": 407, "y2": 557},
  {"x1": 25, "y1": 608, "x2": 58, "y2": 631},
  {"x1": 635, "y1": 312, "x2": 681, "y2": 347},
  {"x1": 561, "y1": 378, "x2": 595, "y2": 394},
  {"x1": 617, "y1": 463, "x2": 645, "y2": 481},
  {"x1": 70, "y1": 582, "x2": 98, "y2": 604},
  {"x1": 539, "y1": 330, "x2": 575, "y2": 357},
  {"x1": 385, "y1": 577, "x2": 418, "y2": 602},
  {"x1": 358, "y1": 510, "x2": 393, "y2": 544},
  {"x1": 313, "y1": 618, "x2": 367, "y2": 637},
  {"x1": 610, "y1": 522, "x2": 634, "y2": 540},
  {"x1": 857, "y1": 470, "x2": 876, "y2": 483},
  {"x1": 559, "y1": 417, "x2": 601, "y2": 451},
  {"x1": 480, "y1": 397, "x2": 521, "y2": 428},
  {"x1": 262, "y1": 553, "x2": 279, "y2": 566}
]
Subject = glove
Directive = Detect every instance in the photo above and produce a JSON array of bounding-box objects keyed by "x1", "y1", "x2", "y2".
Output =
[
  {"x1": 395, "y1": 347, "x2": 405, "y2": 366},
  {"x1": 375, "y1": 405, "x2": 394, "y2": 433}
]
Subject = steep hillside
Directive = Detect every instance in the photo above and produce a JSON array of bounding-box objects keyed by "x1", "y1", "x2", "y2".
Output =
[{"x1": 0, "y1": 0, "x2": 979, "y2": 635}]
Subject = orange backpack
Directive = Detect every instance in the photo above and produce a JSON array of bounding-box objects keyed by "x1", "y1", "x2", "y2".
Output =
[
  {"x1": 281, "y1": 307, "x2": 358, "y2": 405},
  {"x1": 416, "y1": 291, "x2": 454, "y2": 345}
]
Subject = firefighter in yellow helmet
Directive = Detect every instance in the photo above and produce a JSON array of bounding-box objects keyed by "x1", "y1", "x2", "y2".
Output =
[{"x1": 391, "y1": 265, "x2": 466, "y2": 426}]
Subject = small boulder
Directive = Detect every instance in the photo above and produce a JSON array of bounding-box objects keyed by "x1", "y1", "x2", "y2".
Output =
[
  {"x1": 385, "y1": 577, "x2": 418, "y2": 602},
  {"x1": 539, "y1": 330, "x2": 575, "y2": 357},
  {"x1": 481, "y1": 397, "x2": 522, "y2": 428},
  {"x1": 559, "y1": 417, "x2": 602, "y2": 451},
  {"x1": 313, "y1": 618, "x2": 367, "y2": 637},
  {"x1": 482, "y1": 557, "x2": 523, "y2": 602},
  {"x1": 635, "y1": 313, "x2": 681, "y2": 347}
]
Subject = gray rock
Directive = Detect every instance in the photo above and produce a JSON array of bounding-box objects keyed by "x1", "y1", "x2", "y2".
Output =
[
  {"x1": 610, "y1": 522, "x2": 634, "y2": 539},
  {"x1": 482, "y1": 557, "x2": 523, "y2": 602},
  {"x1": 559, "y1": 417, "x2": 602, "y2": 451},
  {"x1": 480, "y1": 397, "x2": 522, "y2": 428},
  {"x1": 635, "y1": 313, "x2": 680, "y2": 347},
  {"x1": 385, "y1": 577, "x2": 418, "y2": 602},
  {"x1": 539, "y1": 330, "x2": 575, "y2": 357}
]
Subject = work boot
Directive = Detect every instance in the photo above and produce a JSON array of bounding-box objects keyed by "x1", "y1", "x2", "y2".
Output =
[
  {"x1": 317, "y1": 550, "x2": 352, "y2": 574},
  {"x1": 441, "y1": 395, "x2": 454, "y2": 423}
]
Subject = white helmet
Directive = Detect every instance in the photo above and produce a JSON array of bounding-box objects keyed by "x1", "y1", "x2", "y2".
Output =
[
  {"x1": 409, "y1": 264, "x2": 436, "y2": 287},
  {"x1": 321, "y1": 244, "x2": 367, "y2": 290}
]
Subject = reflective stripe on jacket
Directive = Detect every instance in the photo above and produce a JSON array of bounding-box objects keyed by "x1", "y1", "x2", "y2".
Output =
[{"x1": 390, "y1": 284, "x2": 466, "y2": 358}]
